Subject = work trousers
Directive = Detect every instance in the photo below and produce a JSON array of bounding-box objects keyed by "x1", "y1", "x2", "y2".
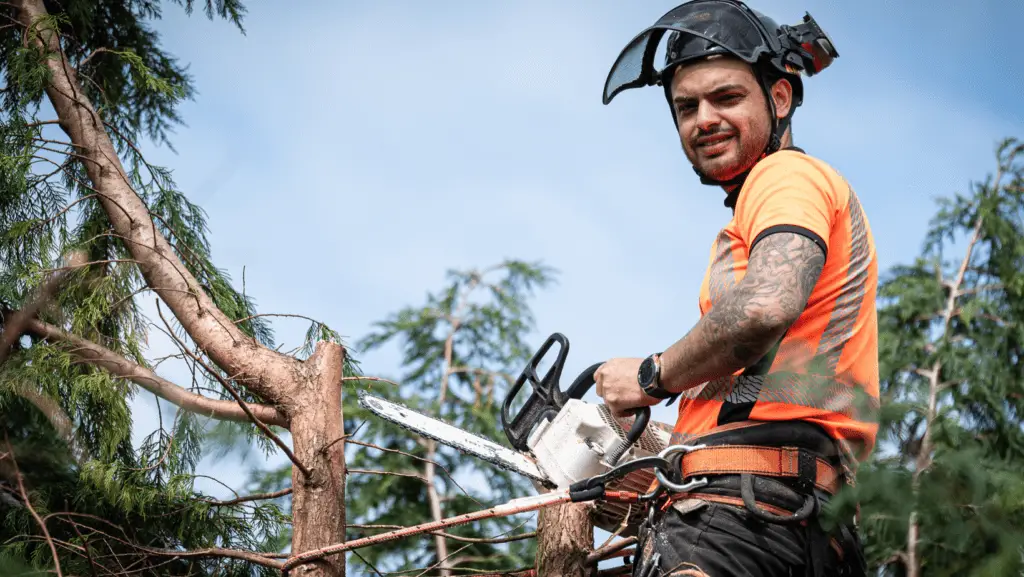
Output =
[{"x1": 631, "y1": 482, "x2": 865, "y2": 576}]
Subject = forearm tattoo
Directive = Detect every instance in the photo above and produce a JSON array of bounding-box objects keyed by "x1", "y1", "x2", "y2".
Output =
[{"x1": 702, "y1": 232, "x2": 826, "y2": 367}]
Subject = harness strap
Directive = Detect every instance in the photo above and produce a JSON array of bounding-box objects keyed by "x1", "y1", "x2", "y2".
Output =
[{"x1": 677, "y1": 444, "x2": 841, "y2": 495}]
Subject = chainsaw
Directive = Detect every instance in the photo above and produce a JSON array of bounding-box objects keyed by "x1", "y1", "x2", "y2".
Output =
[{"x1": 357, "y1": 332, "x2": 705, "y2": 532}]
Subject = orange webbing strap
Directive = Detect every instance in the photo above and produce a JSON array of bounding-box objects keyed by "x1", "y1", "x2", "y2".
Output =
[{"x1": 679, "y1": 445, "x2": 841, "y2": 494}]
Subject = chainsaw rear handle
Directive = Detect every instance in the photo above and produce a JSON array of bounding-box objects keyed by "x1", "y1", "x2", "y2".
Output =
[{"x1": 567, "y1": 361, "x2": 651, "y2": 457}]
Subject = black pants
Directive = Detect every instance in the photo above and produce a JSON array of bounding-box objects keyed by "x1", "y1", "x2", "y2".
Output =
[{"x1": 632, "y1": 495, "x2": 862, "y2": 577}]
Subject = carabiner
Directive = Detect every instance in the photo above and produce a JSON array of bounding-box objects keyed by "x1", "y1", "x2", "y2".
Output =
[{"x1": 653, "y1": 443, "x2": 709, "y2": 494}]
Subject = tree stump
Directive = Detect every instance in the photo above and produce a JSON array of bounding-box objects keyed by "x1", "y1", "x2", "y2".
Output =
[{"x1": 535, "y1": 501, "x2": 595, "y2": 577}]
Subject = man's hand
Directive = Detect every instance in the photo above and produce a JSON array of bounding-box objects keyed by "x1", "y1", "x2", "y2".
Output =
[{"x1": 594, "y1": 357, "x2": 662, "y2": 418}]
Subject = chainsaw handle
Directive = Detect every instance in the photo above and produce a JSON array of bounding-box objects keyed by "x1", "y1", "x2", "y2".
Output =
[
  {"x1": 566, "y1": 362, "x2": 604, "y2": 399},
  {"x1": 501, "y1": 333, "x2": 571, "y2": 451},
  {"x1": 565, "y1": 361, "x2": 652, "y2": 452}
]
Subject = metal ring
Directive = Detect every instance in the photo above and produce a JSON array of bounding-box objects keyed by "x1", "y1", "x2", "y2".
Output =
[
  {"x1": 654, "y1": 469, "x2": 709, "y2": 493},
  {"x1": 657, "y1": 443, "x2": 707, "y2": 459},
  {"x1": 653, "y1": 443, "x2": 709, "y2": 494}
]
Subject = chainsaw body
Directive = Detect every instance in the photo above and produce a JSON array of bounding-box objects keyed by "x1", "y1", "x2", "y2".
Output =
[{"x1": 501, "y1": 333, "x2": 673, "y2": 532}]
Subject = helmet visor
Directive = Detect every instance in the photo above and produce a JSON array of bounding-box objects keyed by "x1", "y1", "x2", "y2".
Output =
[{"x1": 602, "y1": 0, "x2": 776, "y2": 104}]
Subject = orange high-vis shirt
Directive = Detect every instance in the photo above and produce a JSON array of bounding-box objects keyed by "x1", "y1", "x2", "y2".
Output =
[{"x1": 671, "y1": 149, "x2": 880, "y2": 465}]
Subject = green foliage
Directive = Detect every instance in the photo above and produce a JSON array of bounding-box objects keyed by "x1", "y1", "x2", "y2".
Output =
[
  {"x1": 829, "y1": 138, "x2": 1024, "y2": 575},
  {"x1": 0, "y1": 1, "x2": 336, "y2": 575},
  {"x1": 339, "y1": 260, "x2": 554, "y2": 574}
]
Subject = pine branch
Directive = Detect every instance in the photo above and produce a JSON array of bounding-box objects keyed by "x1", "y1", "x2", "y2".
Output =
[
  {"x1": 7, "y1": 380, "x2": 90, "y2": 465},
  {"x1": 23, "y1": 318, "x2": 288, "y2": 426},
  {"x1": 0, "y1": 251, "x2": 86, "y2": 366},
  {"x1": 14, "y1": 0, "x2": 302, "y2": 404}
]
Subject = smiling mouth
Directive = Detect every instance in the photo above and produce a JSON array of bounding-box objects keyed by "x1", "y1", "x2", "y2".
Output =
[
  {"x1": 696, "y1": 135, "x2": 733, "y2": 148},
  {"x1": 696, "y1": 135, "x2": 733, "y2": 155}
]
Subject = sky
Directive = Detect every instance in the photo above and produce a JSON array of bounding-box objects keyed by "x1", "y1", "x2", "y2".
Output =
[{"x1": 121, "y1": 0, "x2": 1024, "y2": 565}]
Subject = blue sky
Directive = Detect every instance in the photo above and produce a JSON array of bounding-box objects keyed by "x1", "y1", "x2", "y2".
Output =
[{"x1": 124, "y1": 0, "x2": 1024, "y2": 562}]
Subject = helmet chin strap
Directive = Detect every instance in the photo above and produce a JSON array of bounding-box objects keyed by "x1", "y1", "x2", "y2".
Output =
[{"x1": 690, "y1": 70, "x2": 792, "y2": 207}]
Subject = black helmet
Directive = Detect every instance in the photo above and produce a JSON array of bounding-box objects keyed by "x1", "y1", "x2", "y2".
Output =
[
  {"x1": 602, "y1": 0, "x2": 839, "y2": 188},
  {"x1": 662, "y1": 8, "x2": 804, "y2": 108}
]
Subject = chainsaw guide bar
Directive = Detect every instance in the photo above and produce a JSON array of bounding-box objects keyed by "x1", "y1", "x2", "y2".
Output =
[{"x1": 356, "y1": 390, "x2": 551, "y2": 484}]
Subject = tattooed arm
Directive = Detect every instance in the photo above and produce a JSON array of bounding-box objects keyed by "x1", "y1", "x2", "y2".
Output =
[{"x1": 658, "y1": 231, "x2": 826, "y2": 393}]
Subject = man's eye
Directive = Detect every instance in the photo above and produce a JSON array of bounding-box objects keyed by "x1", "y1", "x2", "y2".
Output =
[{"x1": 719, "y1": 94, "x2": 740, "y2": 103}]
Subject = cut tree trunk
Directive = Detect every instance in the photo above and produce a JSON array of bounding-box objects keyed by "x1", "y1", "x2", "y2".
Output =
[
  {"x1": 535, "y1": 501, "x2": 594, "y2": 577},
  {"x1": 287, "y1": 343, "x2": 348, "y2": 577}
]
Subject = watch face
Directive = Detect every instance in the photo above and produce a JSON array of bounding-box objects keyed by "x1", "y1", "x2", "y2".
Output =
[{"x1": 638, "y1": 357, "x2": 655, "y2": 386}]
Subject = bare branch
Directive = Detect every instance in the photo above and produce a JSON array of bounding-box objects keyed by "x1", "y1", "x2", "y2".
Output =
[
  {"x1": 25, "y1": 119, "x2": 62, "y2": 128},
  {"x1": 349, "y1": 524, "x2": 536, "y2": 545},
  {"x1": 342, "y1": 375, "x2": 402, "y2": 388},
  {"x1": 347, "y1": 439, "x2": 483, "y2": 506},
  {"x1": 203, "y1": 487, "x2": 292, "y2": 507},
  {"x1": 348, "y1": 468, "x2": 429, "y2": 483},
  {"x1": 586, "y1": 536, "x2": 637, "y2": 565},
  {"x1": 155, "y1": 301, "x2": 309, "y2": 477},
  {"x1": 233, "y1": 312, "x2": 323, "y2": 325},
  {"x1": 24, "y1": 317, "x2": 288, "y2": 426},
  {"x1": 282, "y1": 492, "x2": 571, "y2": 570},
  {"x1": 2, "y1": 436, "x2": 64, "y2": 577},
  {"x1": 77, "y1": 46, "x2": 113, "y2": 69},
  {"x1": 130, "y1": 544, "x2": 284, "y2": 570}
]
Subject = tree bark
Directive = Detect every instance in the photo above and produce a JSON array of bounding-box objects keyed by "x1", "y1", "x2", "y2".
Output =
[
  {"x1": 535, "y1": 501, "x2": 594, "y2": 577},
  {"x1": 287, "y1": 342, "x2": 347, "y2": 577}
]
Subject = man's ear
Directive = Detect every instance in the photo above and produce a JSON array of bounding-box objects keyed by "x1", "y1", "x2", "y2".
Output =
[{"x1": 771, "y1": 78, "x2": 793, "y2": 120}]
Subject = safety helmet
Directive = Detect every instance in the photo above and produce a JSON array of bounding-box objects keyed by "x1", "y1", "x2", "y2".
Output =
[{"x1": 602, "y1": 0, "x2": 839, "y2": 188}]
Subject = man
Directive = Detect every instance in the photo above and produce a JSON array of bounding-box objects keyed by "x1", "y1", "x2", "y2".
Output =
[{"x1": 594, "y1": 1, "x2": 878, "y2": 575}]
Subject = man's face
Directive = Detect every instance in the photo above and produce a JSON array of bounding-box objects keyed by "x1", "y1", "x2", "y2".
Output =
[{"x1": 669, "y1": 56, "x2": 789, "y2": 183}]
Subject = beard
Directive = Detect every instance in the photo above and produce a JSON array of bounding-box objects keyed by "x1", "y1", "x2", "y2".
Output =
[{"x1": 683, "y1": 126, "x2": 770, "y2": 182}]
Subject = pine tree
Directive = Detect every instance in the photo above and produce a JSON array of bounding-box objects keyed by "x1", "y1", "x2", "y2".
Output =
[
  {"x1": 0, "y1": 2, "x2": 360, "y2": 575},
  {"x1": 341, "y1": 261, "x2": 555, "y2": 575},
  {"x1": 830, "y1": 138, "x2": 1024, "y2": 576}
]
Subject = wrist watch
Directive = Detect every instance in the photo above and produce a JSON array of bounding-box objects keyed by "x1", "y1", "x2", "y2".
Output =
[{"x1": 637, "y1": 352, "x2": 676, "y2": 401}]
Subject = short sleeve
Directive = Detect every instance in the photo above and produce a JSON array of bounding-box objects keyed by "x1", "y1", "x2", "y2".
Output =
[{"x1": 734, "y1": 152, "x2": 840, "y2": 257}]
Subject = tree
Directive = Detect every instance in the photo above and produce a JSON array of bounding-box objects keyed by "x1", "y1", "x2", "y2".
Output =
[
  {"x1": 831, "y1": 138, "x2": 1024, "y2": 576},
  {"x1": 0, "y1": 1, "x2": 358, "y2": 575},
  {"x1": 343, "y1": 261, "x2": 555, "y2": 575}
]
